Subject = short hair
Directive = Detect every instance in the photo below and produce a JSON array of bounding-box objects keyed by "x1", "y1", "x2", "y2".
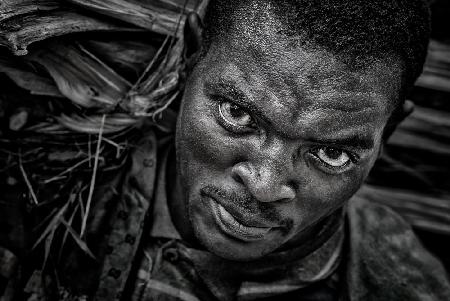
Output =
[{"x1": 201, "y1": 0, "x2": 430, "y2": 107}]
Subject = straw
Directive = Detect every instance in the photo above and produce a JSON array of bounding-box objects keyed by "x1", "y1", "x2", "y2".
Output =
[
  {"x1": 80, "y1": 114, "x2": 105, "y2": 237},
  {"x1": 19, "y1": 154, "x2": 39, "y2": 205}
]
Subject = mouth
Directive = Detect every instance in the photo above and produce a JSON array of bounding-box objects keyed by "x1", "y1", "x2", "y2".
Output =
[{"x1": 209, "y1": 198, "x2": 273, "y2": 242}]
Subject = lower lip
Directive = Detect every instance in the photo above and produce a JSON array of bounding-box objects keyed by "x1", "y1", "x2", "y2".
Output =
[{"x1": 210, "y1": 200, "x2": 272, "y2": 242}]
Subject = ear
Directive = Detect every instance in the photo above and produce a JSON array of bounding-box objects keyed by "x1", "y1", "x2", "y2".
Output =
[
  {"x1": 382, "y1": 99, "x2": 415, "y2": 142},
  {"x1": 183, "y1": 12, "x2": 203, "y2": 69},
  {"x1": 401, "y1": 99, "x2": 415, "y2": 117}
]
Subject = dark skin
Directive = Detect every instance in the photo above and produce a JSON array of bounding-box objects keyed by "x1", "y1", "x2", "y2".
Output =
[{"x1": 169, "y1": 7, "x2": 413, "y2": 261}]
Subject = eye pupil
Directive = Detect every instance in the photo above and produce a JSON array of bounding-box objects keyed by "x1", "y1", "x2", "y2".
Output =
[
  {"x1": 324, "y1": 147, "x2": 342, "y2": 160},
  {"x1": 229, "y1": 105, "x2": 244, "y2": 118}
]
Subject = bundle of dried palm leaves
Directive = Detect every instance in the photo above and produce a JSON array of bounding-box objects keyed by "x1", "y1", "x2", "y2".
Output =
[{"x1": 0, "y1": 0, "x2": 207, "y2": 262}]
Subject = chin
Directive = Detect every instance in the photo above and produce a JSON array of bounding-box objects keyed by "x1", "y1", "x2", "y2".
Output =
[
  {"x1": 195, "y1": 229, "x2": 278, "y2": 261},
  {"x1": 188, "y1": 196, "x2": 287, "y2": 261}
]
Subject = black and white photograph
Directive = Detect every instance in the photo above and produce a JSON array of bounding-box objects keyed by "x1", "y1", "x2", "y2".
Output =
[{"x1": 0, "y1": 0, "x2": 449, "y2": 300}]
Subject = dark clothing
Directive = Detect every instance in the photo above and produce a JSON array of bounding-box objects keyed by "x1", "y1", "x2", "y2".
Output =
[{"x1": 1, "y1": 131, "x2": 450, "y2": 300}]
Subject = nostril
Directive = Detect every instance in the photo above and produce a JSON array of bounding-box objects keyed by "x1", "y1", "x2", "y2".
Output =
[
  {"x1": 232, "y1": 172, "x2": 244, "y2": 185},
  {"x1": 288, "y1": 180, "x2": 299, "y2": 193}
]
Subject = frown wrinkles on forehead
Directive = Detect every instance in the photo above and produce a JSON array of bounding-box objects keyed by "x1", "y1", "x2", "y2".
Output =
[{"x1": 214, "y1": 0, "x2": 403, "y2": 113}]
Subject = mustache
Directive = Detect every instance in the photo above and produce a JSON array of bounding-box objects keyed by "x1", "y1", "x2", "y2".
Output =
[{"x1": 201, "y1": 185, "x2": 293, "y2": 230}]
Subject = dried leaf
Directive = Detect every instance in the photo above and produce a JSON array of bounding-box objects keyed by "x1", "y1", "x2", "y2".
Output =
[
  {"x1": 47, "y1": 151, "x2": 83, "y2": 162},
  {"x1": 122, "y1": 38, "x2": 183, "y2": 115},
  {"x1": 56, "y1": 113, "x2": 136, "y2": 134},
  {"x1": 80, "y1": 115, "x2": 105, "y2": 237},
  {"x1": 30, "y1": 43, "x2": 131, "y2": 110},
  {"x1": 32, "y1": 200, "x2": 70, "y2": 250},
  {"x1": 58, "y1": 202, "x2": 80, "y2": 262},
  {"x1": 0, "y1": 54, "x2": 62, "y2": 97},
  {"x1": 42, "y1": 227, "x2": 56, "y2": 270},
  {"x1": 59, "y1": 218, "x2": 96, "y2": 259},
  {"x1": 19, "y1": 155, "x2": 38, "y2": 205},
  {"x1": 9, "y1": 110, "x2": 29, "y2": 131},
  {"x1": 83, "y1": 39, "x2": 159, "y2": 81}
]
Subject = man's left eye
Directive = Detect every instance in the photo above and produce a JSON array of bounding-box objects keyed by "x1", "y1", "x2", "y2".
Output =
[
  {"x1": 218, "y1": 101, "x2": 255, "y2": 129},
  {"x1": 313, "y1": 147, "x2": 351, "y2": 168}
]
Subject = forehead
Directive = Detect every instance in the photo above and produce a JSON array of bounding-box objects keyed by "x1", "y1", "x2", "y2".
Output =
[
  {"x1": 205, "y1": 40, "x2": 398, "y2": 112},
  {"x1": 223, "y1": 3, "x2": 401, "y2": 106},
  {"x1": 192, "y1": 4, "x2": 402, "y2": 140},
  {"x1": 207, "y1": 1, "x2": 401, "y2": 102}
]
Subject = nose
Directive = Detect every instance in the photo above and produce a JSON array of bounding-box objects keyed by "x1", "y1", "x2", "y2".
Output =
[{"x1": 231, "y1": 160, "x2": 296, "y2": 203}]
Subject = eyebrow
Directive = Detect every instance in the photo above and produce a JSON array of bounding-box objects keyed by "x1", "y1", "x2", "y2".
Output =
[
  {"x1": 204, "y1": 80, "x2": 270, "y2": 122},
  {"x1": 204, "y1": 80, "x2": 376, "y2": 151},
  {"x1": 307, "y1": 135, "x2": 375, "y2": 150}
]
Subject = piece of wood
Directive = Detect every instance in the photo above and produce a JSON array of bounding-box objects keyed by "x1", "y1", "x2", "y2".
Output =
[
  {"x1": 67, "y1": 0, "x2": 183, "y2": 37},
  {"x1": 66, "y1": 0, "x2": 206, "y2": 37},
  {"x1": 0, "y1": 0, "x2": 59, "y2": 22},
  {"x1": 0, "y1": 9, "x2": 141, "y2": 55}
]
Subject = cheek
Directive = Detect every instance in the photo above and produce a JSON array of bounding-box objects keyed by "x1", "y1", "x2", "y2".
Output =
[
  {"x1": 312, "y1": 172, "x2": 362, "y2": 207},
  {"x1": 177, "y1": 92, "x2": 241, "y2": 178},
  {"x1": 286, "y1": 165, "x2": 368, "y2": 227}
]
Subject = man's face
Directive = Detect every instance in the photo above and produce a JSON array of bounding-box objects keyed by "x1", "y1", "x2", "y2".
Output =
[{"x1": 174, "y1": 19, "x2": 401, "y2": 261}]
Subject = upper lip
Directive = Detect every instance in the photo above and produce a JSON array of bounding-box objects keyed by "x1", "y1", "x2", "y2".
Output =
[{"x1": 202, "y1": 190, "x2": 278, "y2": 229}]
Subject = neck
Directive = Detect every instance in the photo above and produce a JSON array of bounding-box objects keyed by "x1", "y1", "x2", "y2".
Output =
[{"x1": 281, "y1": 207, "x2": 344, "y2": 252}]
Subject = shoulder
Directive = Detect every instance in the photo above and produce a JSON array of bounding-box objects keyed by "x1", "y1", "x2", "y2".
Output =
[
  {"x1": 124, "y1": 129, "x2": 159, "y2": 198},
  {"x1": 345, "y1": 193, "x2": 450, "y2": 301}
]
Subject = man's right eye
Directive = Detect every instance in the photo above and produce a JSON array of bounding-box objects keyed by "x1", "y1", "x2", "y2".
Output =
[{"x1": 218, "y1": 101, "x2": 256, "y2": 133}]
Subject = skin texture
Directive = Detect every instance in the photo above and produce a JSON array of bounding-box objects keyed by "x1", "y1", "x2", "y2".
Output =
[{"x1": 169, "y1": 3, "x2": 403, "y2": 261}]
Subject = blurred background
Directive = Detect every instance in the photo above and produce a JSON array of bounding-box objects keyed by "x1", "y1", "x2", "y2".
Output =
[{"x1": 364, "y1": 0, "x2": 450, "y2": 272}]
